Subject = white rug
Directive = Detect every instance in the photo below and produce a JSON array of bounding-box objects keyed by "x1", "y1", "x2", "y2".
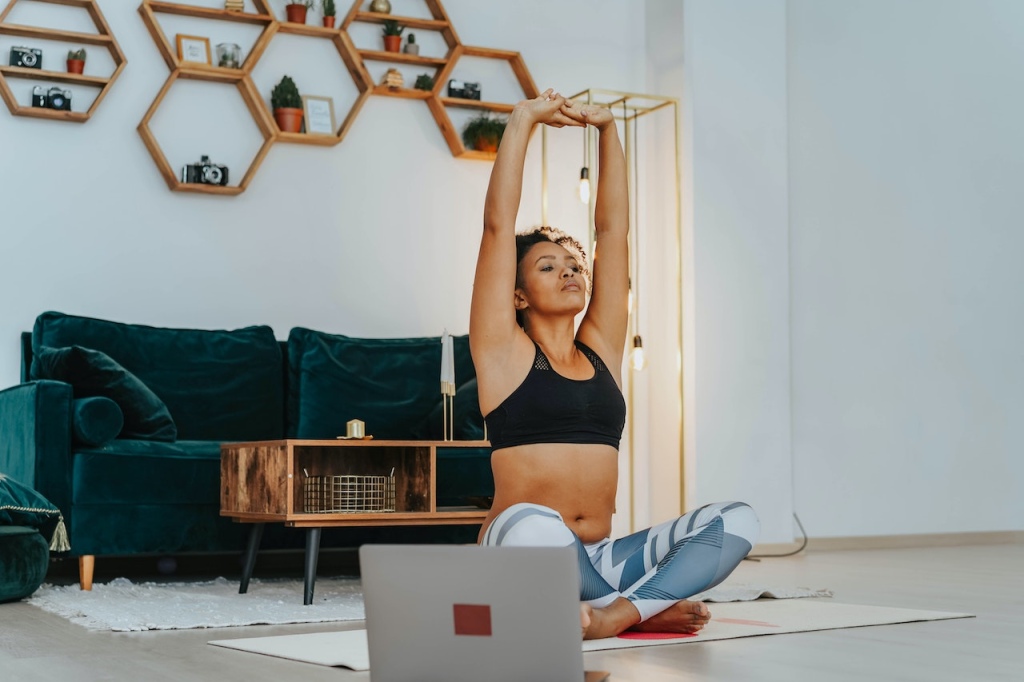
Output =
[
  {"x1": 27, "y1": 576, "x2": 365, "y2": 632},
  {"x1": 27, "y1": 577, "x2": 829, "y2": 632},
  {"x1": 209, "y1": 600, "x2": 973, "y2": 670}
]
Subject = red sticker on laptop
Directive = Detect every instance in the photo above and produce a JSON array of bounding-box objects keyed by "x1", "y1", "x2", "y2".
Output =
[{"x1": 453, "y1": 604, "x2": 492, "y2": 636}]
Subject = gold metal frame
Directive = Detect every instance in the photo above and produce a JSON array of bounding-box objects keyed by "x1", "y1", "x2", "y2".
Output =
[{"x1": 541, "y1": 88, "x2": 683, "y2": 531}]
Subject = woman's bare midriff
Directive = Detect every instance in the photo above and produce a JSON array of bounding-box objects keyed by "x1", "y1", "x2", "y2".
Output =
[{"x1": 478, "y1": 442, "x2": 619, "y2": 544}]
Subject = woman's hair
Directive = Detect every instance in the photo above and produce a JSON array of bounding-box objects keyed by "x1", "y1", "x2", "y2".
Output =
[{"x1": 514, "y1": 226, "x2": 591, "y2": 328}]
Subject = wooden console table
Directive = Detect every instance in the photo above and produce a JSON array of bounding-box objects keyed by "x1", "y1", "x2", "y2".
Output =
[{"x1": 221, "y1": 439, "x2": 490, "y2": 604}]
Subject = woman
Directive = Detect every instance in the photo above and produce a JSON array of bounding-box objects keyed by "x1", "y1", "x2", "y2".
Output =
[{"x1": 470, "y1": 89, "x2": 759, "y2": 639}]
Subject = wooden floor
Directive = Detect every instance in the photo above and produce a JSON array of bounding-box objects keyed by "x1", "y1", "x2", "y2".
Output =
[{"x1": 1, "y1": 543, "x2": 1021, "y2": 681}]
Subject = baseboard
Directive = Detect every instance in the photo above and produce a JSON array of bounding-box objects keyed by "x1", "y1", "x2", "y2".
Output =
[{"x1": 751, "y1": 530, "x2": 1024, "y2": 556}]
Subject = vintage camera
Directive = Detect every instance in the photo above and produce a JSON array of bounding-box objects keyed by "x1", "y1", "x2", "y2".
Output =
[
  {"x1": 10, "y1": 45, "x2": 42, "y2": 69},
  {"x1": 31, "y1": 86, "x2": 71, "y2": 111},
  {"x1": 181, "y1": 155, "x2": 229, "y2": 186},
  {"x1": 447, "y1": 79, "x2": 480, "y2": 100}
]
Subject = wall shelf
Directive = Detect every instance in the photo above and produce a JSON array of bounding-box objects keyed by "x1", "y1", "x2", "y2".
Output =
[
  {"x1": 0, "y1": 0, "x2": 126, "y2": 123},
  {"x1": 0, "y1": 22, "x2": 113, "y2": 44},
  {"x1": 137, "y1": 69, "x2": 275, "y2": 194},
  {"x1": 132, "y1": 0, "x2": 538, "y2": 194},
  {"x1": 438, "y1": 96, "x2": 514, "y2": 113},
  {"x1": 357, "y1": 49, "x2": 447, "y2": 67},
  {"x1": 372, "y1": 85, "x2": 432, "y2": 99},
  {"x1": 146, "y1": 1, "x2": 274, "y2": 25},
  {"x1": 0, "y1": 64, "x2": 108, "y2": 86}
]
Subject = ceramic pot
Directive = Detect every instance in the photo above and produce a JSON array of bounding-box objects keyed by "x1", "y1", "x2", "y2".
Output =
[
  {"x1": 473, "y1": 138, "x2": 498, "y2": 153},
  {"x1": 274, "y1": 107, "x2": 304, "y2": 133},
  {"x1": 323, "y1": 16, "x2": 336, "y2": 28},
  {"x1": 66, "y1": 59, "x2": 84, "y2": 74},
  {"x1": 285, "y1": 4, "x2": 307, "y2": 23},
  {"x1": 383, "y1": 35, "x2": 401, "y2": 52}
]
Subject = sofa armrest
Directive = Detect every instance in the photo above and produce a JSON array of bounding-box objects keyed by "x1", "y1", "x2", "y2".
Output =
[{"x1": 0, "y1": 381, "x2": 74, "y2": 519}]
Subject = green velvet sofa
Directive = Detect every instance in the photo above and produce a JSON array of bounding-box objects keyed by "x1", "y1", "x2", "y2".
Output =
[{"x1": 0, "y1": 312, "x2": 492, "y2": 589}]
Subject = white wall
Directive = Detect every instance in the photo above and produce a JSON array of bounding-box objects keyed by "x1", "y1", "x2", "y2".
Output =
[
  {"x1": 788, "y1": 0, "x2": 1024, "y2": 536},
  {"x1": 681, "y1": 0, "x2": 795, "y2": 544}
]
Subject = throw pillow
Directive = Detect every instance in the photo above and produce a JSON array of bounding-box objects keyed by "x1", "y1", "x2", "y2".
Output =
[
  {"x1": 0, "y1": 473, "x2": 70, "y2": 551},
  {"x1": 72, "y1": 397, "x2": 124, "y2": 447},
  {"x1": 31, "y1": 345, "x2": 178, "y2": 442}
]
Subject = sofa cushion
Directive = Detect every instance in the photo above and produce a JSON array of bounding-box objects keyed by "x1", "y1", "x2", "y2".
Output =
[
  {"x1": 288, "y1": 328, "x2": 476, "y2": 439},
  {"x1": 71, "y1": 440, "x2": 222, "y2": 505},
  {"x1": 32, "y1": 345, "x2": 177, "y2": 442},
  {"x1": 33, "y1": 311, "x2": 284, "y2": 441},
  {"x1": 414, "y1": 377, "x2": 486, "y2": 441},
  {"x1": 72, "y1": 397, "x2": 124, "y2": 447},
  {"x1": 0, "y1": 473, "x2": 63, "y2": 549}
]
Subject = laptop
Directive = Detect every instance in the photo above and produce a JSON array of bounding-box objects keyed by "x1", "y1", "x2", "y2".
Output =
[{"x1": 359, "y1": 544, "x2": 610, "y2": 682}]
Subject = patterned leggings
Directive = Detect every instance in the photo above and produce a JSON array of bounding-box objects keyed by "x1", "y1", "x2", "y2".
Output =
[{"x1": 480, "y1": 501, "x2": 760, "y2": 621}]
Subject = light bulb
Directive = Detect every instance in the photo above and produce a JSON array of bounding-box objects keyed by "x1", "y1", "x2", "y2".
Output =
[
  {"x1": 629, "y1": 335, "x2": 647, "y2": 371},
  {"x1": 578, "y1": 167, "x2": 590, "y2": 204}
]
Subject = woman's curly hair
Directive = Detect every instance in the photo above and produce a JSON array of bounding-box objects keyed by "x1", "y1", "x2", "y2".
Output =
[{"x1": 514, "y1": 226, "x2": 591, "y2": 327}]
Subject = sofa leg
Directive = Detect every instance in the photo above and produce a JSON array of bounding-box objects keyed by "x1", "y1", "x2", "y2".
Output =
[{"x1": 79, "y1": 555, "x2": 95, "y2": 591}]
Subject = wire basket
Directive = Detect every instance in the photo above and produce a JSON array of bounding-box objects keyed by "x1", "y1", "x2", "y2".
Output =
[{"x1": 303, "y1": 473, "x2": 396, "y2": 513}]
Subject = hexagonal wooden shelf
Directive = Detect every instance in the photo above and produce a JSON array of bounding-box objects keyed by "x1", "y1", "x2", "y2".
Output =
[
  {"x1": 138, "y1": 0, "x2": 276, "y2": 74},
  {"x1": 137, "y1": 69, "x2": 275, "y2": 196},
  {"x1": 0, "y1": 0, "x2": 126, "y2": 123},
  {"x1": 135, "y1": 0, "x2": 540, "y2": 194},
  {"x1": 256, "y1": 21, "x2": 371, "y2": 147},
  {"x1": 426, "y1": 45, "x2": 538, "y2": 160},
  {"x1": 341, "y1": 0, "x2": 459, "y2": 100}
]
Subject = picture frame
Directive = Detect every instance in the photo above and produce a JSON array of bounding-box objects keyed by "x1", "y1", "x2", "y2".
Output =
[
  {"x1": 175, "y1": 34, "x2": 212, "y2": 65},
  {"x1": 302, "y1": 95, "x2": 337, "y2": 135}
]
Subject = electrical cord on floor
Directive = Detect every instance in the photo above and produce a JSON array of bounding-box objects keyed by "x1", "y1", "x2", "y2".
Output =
[{"x1": 743, "y1": 512, "x2": 808, "y2": 561}]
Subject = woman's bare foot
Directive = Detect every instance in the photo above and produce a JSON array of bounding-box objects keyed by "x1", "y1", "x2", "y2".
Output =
[
  {"x1": 582, "y1": 599, "x2": 642, "y2": 640},
  {"x1": 628, "y1": 600, "x2": 711, "y2": 634}
]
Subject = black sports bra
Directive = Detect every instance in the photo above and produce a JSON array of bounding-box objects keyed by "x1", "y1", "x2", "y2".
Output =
[{"x1": 484, "y1": 341, "x2": 626, "y2": 451}]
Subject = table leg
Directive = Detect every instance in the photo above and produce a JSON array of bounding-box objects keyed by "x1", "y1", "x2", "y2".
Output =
[
  {"x1": 239, "y1": 523, "x2": 265, "y2": 594},
  {"x1": 304, "y1": 527, "x2": 322, "y2": 605}
]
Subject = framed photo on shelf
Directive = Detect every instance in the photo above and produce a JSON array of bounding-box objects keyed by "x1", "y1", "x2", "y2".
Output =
[
  {"x1": 176, "y1": 34, "x2": 212, "y2": 65},
  {"x1": 302, "y1": 95, "x2": 336, "y2": 135}
]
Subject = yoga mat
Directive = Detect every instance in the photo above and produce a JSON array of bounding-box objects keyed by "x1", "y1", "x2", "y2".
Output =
[{"x1": 208, "y1": 599, "x2": 972, "y2": 669}]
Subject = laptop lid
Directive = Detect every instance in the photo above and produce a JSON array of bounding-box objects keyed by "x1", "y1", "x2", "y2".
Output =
[{"x1": 359, "y1": 544, "x2": 596, "y2": 682}]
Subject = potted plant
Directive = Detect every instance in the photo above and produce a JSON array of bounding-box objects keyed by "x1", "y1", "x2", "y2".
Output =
[
  {"x1": 284, "y1": 0, "x2": 312, "y2": 24},
  {"x1": 66, "y1": 48, "x2": 86, "y2": 74},
  {"x1": 461, "y1": 113, "x2": 506, "y2": 153},
  {"x1": 403, "y1": 32, "x2": 419, "y2": 55},
  {"x1": 381, "y1": 19, "x2": 404, "y2": 52},
  {"x1": 271, "y1": 75, "x2": 304, "y2": 133},
  {"x1": 321, "y1": 0, "x2": 336, "y2": 28},
  {"x1": 413, "y1": 73, "x2": 434, "y2": 91}
]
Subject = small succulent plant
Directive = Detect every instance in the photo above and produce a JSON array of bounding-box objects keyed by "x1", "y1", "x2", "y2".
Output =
[
  {"x1": 381, "y1": 19, "x2": 405, "y2": 36},
  {"x1": 271, "y1": 75, "x2": 302, "y2": 110},
  {"x1": 67, "y1": 48, "x2": 86, "y2": 61}
]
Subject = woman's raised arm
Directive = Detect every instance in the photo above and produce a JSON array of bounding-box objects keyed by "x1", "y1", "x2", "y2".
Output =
[{"x1": 469, "y1": 90, "x2": 580, "y2": 359}]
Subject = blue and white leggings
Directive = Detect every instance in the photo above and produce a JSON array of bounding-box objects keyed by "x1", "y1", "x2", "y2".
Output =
[{"x1": 481, "y1": 501, "x2": 760, "y2": 622}]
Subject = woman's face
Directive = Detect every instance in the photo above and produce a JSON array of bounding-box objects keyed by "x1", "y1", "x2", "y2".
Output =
[{"x1": 515, "y1": 241, "x2": 586, "y2": 320}]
